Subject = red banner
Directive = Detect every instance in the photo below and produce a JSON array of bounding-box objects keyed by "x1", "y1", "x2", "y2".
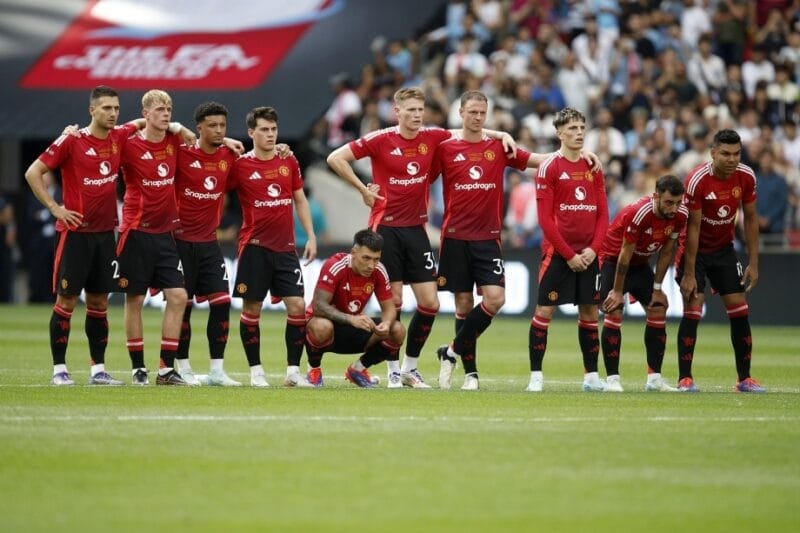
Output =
[{"x1": 21, "y1": 0, "x2": 342, "y2": 90}]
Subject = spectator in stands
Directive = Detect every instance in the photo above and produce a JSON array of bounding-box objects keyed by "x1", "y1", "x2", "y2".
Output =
[
  {"x1": 26, "y1": 172, "x2": 59, "y2": 303},
  {"x1": 0, "y1": 191, "x2": 16, "y2": 302},
  {"x1": 504, "y1": 169, "x2": 541, "y2": 249},
  {"x1": 673, "y1": 125, "x2": 711, "y2": 178},
  {"x1": 585, "y1": 107, "x2": 627, "y2": 161},
  {"x1": 742, "y1": 45, "x2": 776, "y2": 100},
  {"x1": 713, "y1": 0, "x2": 748, "y2": 66},
  {"x1": 294, "y1": 186, "x2": 331, "y2": 248},
  {"x1": 687, "y1": 33, "x2": 728, "y2": 104},
  {"x1": 325, "y1": 72, "x2": 362, "y2": 149},
  {"x1": 767, "y1": 65, "x2": 799, "y2": 123},
  {"x1": 756, "y1": 148, "x2": 790, "y2": 240},
  {"x1": 680, "y1": 0, "x2": 713, "y2": 50},
  {"x1": 557, "y1": 50, "x2": 591, "y2": 114}
]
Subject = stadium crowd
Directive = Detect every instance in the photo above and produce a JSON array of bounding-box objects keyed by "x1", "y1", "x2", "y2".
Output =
[{"x1": 306, "y1": 0, "x2": 800, "y2": 251}]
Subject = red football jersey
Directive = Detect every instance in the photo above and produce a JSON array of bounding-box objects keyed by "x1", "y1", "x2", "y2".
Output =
[
  {"x1": 307, "y1": 252, "x2": 392, "y2": 318},
  {"x1": 228, "y1": 151, "x2": 303, "y2": 254},
  {"x1": 682, "y1": 162, "x2": 757, "y2": 254},
  {"x1": 536, "y1": 152, "x2": 608, "y2": 258},
  {"x1": 38, "y1": 123, "x2": 137, "y2": 232},
  {"x1": 600, "y1": 196, "x2": 689, "y2": 265},
  {"x1": 174, "y1": 143, "x2": 236, "y2": 242},
  {"x1": 349, "y1": 126, "x2": 451, "y2": 228},
  {"x1": 119, "y1": 131, "x2": 182, "y2": 234},
  {"x1": 437, "y1": 135, "x2": 531, "y2": 241}
]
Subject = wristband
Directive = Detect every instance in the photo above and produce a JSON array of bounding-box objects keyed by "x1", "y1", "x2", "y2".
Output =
[{"x1": 653, "y1": 282, "x2": 662, "y2": 291}]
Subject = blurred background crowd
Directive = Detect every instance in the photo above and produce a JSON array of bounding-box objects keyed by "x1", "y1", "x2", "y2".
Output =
[{"x1": 2, "y1": 0, "x2": 799, "y2": 303}]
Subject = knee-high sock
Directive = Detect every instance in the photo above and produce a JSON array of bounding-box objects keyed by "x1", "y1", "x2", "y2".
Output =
[
  {"x1": 285, "y1": 314, "x2": 306, "y2": 367},
  {"x1": 453, "y1": 303, "x2": 494, "y2": 375},
  {"x1": 528, "y1": 314, "x2": 550, "y2": 371},
  {"x1": 677, "y1": 307, "x2": 701, "y2": 379},
  {"x1": 405, "y1": 305, "x2": 437, "y2": 358},
  {"x1": 578, "y1": 319, "x2": 600, "y2": 373},
  {"x1": 50, "y1": 304, "x2": 72, "y2": 366},
  {"x1": 727, "y1": 303, "x2": 753, "y2": 381},
  {"x1": 177, "y1": 303, "x2": 193, "y2": 360},
  {"x1": 601, "y1": 315, "x2": 622, "y2": 376},
  {"x1": 207, "y1": 296, "x2": 231, "y2": 359},
  {"x1": 239, "y1": 312, "x2": 261, "y2": 367},
  {"x1": 644, "y1": 317, "x2": 667, "y2": 374}
]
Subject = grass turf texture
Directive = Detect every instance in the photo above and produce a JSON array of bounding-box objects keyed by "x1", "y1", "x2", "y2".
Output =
[{"x1": 1, "y1": 304, "x2": 798, "y2": 532}]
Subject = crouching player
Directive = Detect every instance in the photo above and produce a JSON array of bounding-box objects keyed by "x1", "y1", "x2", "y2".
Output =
[{"x1": 304, "y1": 229, "x2": 405, "y2": 388}]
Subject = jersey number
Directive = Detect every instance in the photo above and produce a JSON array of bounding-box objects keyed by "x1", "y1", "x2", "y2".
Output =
[
  {"x1": 111, "y1": 260, "x2": 120, "y2": 279},
  {"x1": 295, "y1": 268, "x2": 304, "y2": 286},
  {"x1": 221, "y1": 262, "x2": 229, "y2": 281},
  {"x1": 423, "y1": 252, "x2": 436, "y2": 271},
  {"x1": 492, "y1": 259, "x2": 505, "y2": 275}
]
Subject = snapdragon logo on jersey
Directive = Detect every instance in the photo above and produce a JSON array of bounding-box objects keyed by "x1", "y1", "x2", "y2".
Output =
[
  {"x1": 21, "y1": 0, "x2": 344, "y2": 89},
  {"x1": 454, "y1": 166, "x2": 495, "y2": 191}
]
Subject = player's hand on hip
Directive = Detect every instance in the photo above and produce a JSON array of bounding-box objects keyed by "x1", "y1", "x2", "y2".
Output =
[
  {"x1": 362, "y1": 183, "x2": 384, "y2": 208},
  {"x1": 51, "y1": 205, "x2": 83, "y2": 229}
]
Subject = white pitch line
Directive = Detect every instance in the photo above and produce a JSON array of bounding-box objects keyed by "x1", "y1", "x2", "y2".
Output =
[{"x1": 0, "y1": 415, "x2": 796, "y2": 423}]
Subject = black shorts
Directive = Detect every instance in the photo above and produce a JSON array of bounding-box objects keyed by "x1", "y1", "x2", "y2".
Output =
[
  {"x1": 233, "y1": 245, "x2": 304, "y2": 301},
  {"x1": 319, "y1": 319, "x2": 379, "y2": 354},
  {"x1": 599, "y1": 260, "x2": 655, "y2": 307},
  {"x1": 675, "y1": 244, "x2": 744, "y2": 296},
  {"x1": 376, "y1": 225, "x2": 437, "y2": 284},
  {"x1": 53, "y1": 230, "x2": 117, "y2": 295},
  {"x1": 116, "y1": 230, "x2": 184, "y2": 295},
  {"x1": 437, "y1": 238, "x2": 504, "y2": 292},
  {"x1": 176, "y1": 239, "x2": 230, "y2": 299},
  {"x1": 537, "y1": 250, "x2": 600, "y2": 306}
]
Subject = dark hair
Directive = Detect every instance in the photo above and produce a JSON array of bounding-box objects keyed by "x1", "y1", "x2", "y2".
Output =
[
  {"x1": 712, "y1": 129, "x2": 741, "y2": 147},
  {"x1": 194, "y1": 101, "x2": 228, "y2": 124},
  {"x1": 459, "y1": 90, "x2": 488, "y2": 108},
  {"x1": 90, "y1": 85, "x2": 118, "y2": 104},
  {"x1": 552, "y1": 107, "x2": 586, "y2": 129},
  {"x1": 246, "y1": 106, "x2": 278, "y2": 129},
  {"x1": 655, "y1": 174, "x2": 684, "y2": 196},
  {"x1": 353, "y1": 229, "x2": 384, "y2": 252}
]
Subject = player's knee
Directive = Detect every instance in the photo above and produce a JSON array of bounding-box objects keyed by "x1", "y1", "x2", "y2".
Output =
[
  {"x1": 306, "y1": 318, "x2": 333, "y2": 343},
  {"x1": 390, "y1": 320, "x2": 406, "y2": 342},
  {"x1": 56, "y1": 294, "x2": 80, "y2": 311}
]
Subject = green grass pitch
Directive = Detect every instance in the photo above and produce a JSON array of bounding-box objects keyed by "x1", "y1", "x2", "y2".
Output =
[{"x1": 1, "y1": 304, "x2": 798, "y2": 532}]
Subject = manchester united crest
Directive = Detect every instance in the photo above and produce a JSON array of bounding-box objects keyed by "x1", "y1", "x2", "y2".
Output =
[
  {"x1": 437, "y1": 276, "x2": 447, "y2": 287},
  {"x1": 236, "y1": 283, "x2": 247, "y2": 294},
  {"x1": 548, "y1": 290, "x2": 559, "y2": 302},
  {"x1": 279, "y1": 166, "x2": 290, "y2": 177},
  {"x1": 418, "y1": 143, "x2": 428, "y2": 155},
  {"x1": 117, "y1": 278, "x2": 129, "y2": 289},
  {"x1": 364, "y1": 283, "x2": 374, "y2": 294},
  {"x1": 732, "y1": 186, "x2": 742, "y2": 198},
  {"x1": 166, "y1": 144, "x2": 174, "y2": 155},
  {"x1": 484, "y1": 150, "x2": 495, "y2": 161},
  {"x1": 61, "y1": 279, "x2": 68, "y2": 290},
  {"x1": 219, "y1": 160, "x2": 228, "y2": 171}
]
